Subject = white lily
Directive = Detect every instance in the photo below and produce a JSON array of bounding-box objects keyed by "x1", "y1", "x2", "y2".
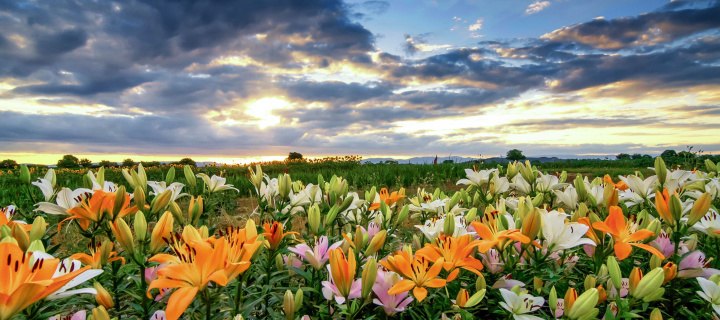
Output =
[
  {"x1": 535, "y1": 173, "x2": 569, "y2": 193},
  {"x1": 499, "y1": 288, "x2": 546, "y2": 320},
  {"x1": 34, "y1": 187, "x2": 93, "y2": 216},
  {"x1": 696, "y1": 277, "x2": 720, "y2": 315},
  {"x1": 542, "y1": 210, "x2": 595, "y2": 252},
  {"x1": 93, "y1": 181, "x2": 117, "y2": 193},
  {"x1": 44, "y1": 168, "x2": 56, "y2": 188},
  {"x1": 491, "y1": 174, "x2": 510, "y2": 195},
  {"x1": 618, "y1": 175, "x2": 657, "y2": 199},
  {"x1": 46, "y1": 257, "x2": 104, "y2": 300},
  {"x1": 554, "y1": 186, "x2": 578, "y2": 209},
  {"x1": 32, "y1": 178, "x2": 54, "y2": 201},
  {"x1": 147, "y1": 181, "x2": 188, "y2": 201},
  {"x1": 196, "y1": 173, "x2": 239, "y2": 193},
  {"x1": 457, "y1": 168, "x2": 497, "y2": 187},
  {"x1": 692, "y1": 209, "x2": 720, "y2": 236},
  {"x1": 282, "y1": 190, "x2": 311, "y2": 214},
  {"x1": 510, "y1": 175, "x2": 532, "y2": 195}
]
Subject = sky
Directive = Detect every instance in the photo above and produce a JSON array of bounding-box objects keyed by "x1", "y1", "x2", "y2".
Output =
[{"x1": 1, "y1": 0, "x2": 719, "y2": 165}]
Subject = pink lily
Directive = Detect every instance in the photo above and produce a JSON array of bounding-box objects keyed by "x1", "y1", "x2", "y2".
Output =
[
  {"x1": 321, "y1": 265, "x2": 361, "y2": 304},
  {"x1": 678, "y1": 251, "x2": 720, "y2": 278},
  {"x1": 289, "y1": 236, "x2": 343, "y2": 270},
  {"x1": 49, "y1": 311, "x2": 86, "y2": 320},
  {"x1": 552, "y1": 298, "x2": 564, "y2": 318},
  {"x1": 150, "y1": 311, "x2": 166, "y2": 320},
  {"x1": 607, "y1": 278, "x2": 629, "y2": 298},
  {"x1": 492, "y1": 274, "x2": 526, "y2": 289},
  {"x1": 481, "y1": 249, "x2": 503, "y2": 273},
  {"x1": 145, "y1": 263, "x2": 169, "y2": 301},
  {"x1": 372, "y1": 270, "x2": 413, "y2": 315}
]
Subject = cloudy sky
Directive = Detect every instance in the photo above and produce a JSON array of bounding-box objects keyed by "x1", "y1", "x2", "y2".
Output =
[{"x1": 1, "y1": 0, "x2": 719, "y2": 164}]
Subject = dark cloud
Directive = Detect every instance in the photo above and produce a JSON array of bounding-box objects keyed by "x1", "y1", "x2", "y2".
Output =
[
  {"x1": 397, "y1": 87, "x2": 518, "y2": 109},
  {"x1": 282, "y1": 80, "x2": 396, "y2": 104}
]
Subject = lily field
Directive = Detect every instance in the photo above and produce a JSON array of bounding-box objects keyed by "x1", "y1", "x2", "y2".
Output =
[{"x1": 2, "y1": 157, "x2": 720, "y2": 320}]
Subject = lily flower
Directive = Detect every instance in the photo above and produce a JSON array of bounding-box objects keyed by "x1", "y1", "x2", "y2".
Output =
[
  {"x1": 288, "y1": 236, "x2": 343, "y2": 270},
  {"x1": 536, "y1": 173, "x2": 569, "y2": 193},
  {"x1": 696, "y1": 277, "x2": 720, "y2": 315},
  {"x1": 1, "y1": 205, "x2": 32, "y2": 232},
  {"x1": 60, "y1": 190, "x2": 138, "y2": 231},
  {"x1": 34, "y1": 187, "x2": 93, "y2": 216},
  {"x1": 196, "y1": 173, "x2": 239, "y2": 193},
  {"x1": 147, "y1": 230, "x2": 239, "y2": 320},
  {"x1": 380, "y1": 250, "x2": 447, "y2": 302},
  {"x1": 492, "y1": 274, "x2": 527, "y2": 289},
  {"x1": 471, "y1": 209, "x2": 530, "y2": 252},
  {"x1": 416, "y1": 234, "x2": 484, "y2": 281},
  {"x1": 480, "y1": 249, "x2": 504, "y2": 273},
  {"x1": 368, "y1": 188, "x2": 405, "y2": 211},
  {"x1": 592, "y1": 206, "x2": 665, "y2": 260},
  {"x1": 49, "y1": 311, "x2": 86, "y2": 320},
  {"x1": 32, "y1": 178, "x2": 54, "y2": 201},
  {"x1": 322, "y1": 248, "x2": 360, "y2": 304},
  {"x1": 510, "y1": 175, "x2": 532, "y2": 195},
  {"x1": 678, "y1": 251, "x2": 720, "y2": 278},
  {"x1": 70, "y1": 241, "x2": 125, "y2": 269},
  {"x1": 692, "y1": 209, "x2": 720, "y2": 237},
  {"x1": 618, "y1": 175, "x2": 657, "y2": 199},
  {"x1": 145, "y1": 263, "x2": 169, "y2": 301},
  {"x1": 499, "y1": 288, "x2": 546, "y2": 320},
  {"x1": 554, "y1": 186, "x2": 579, "y2": 209},
  {"x1": 215, "y1": 223, "x2": 262, "y2": 280},
  {"x1": 45, "y1": 257, "x2": 104, "y2": 300},
  {"x1": 0, "y1": 242, "x2": 93, "y2": 320},
  {"x1": 603, "y1": 175, "x2": 629, "y2": 191},
  {"x1": 147, "y1": 181, "x2": 188, "y2": 201},
  {"x1": 542, "y1": 210, "x2": 595, "y2": 252},
  {"x1": 372, "y1": 270, "x2": 413, "y2": 315},
  {"x1": 262, "y1": 221, "x2": 298, "y2": 250},
  {"x1": 457, "y1": 168, "x2": 497, "y2": 188}
]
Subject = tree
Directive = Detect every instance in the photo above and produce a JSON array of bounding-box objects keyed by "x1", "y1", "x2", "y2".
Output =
[
  {"x1": 631, "y1": 153, "x2": 643, "y2": 160},
  {"x1": 288, "y1": 152, "x2": 303, "y2": 161},
  {"x1": 0, "y1": 159, "x2": 17, "y2": 169},
  {"x1": 141, "y1": 161, "x2": 161, "y2": 167},
  {"x1": 660, "y1": 150, "x2": 677, "y2": 159},
  {"x1": 616, "y1": 153, "x2": 631, "y2": 160},
  {"x1": 79, "y1": 158, "x2": 92, "y2": 168},
  {"x1": 506, "y1": 149, "x2": 526, "y2": 161},
  {"x1": 179, "y1": 158, "x2": 196, "y2": 167},
  {"x1": 98, "y1": 160, "x2": 116, "y2": 167},
  {"x1": 57, "y1": 154, "x2": 80, "y2": 169},
  {"x1": 122, "y1": 158, "x2": 135, "y2": 168}
]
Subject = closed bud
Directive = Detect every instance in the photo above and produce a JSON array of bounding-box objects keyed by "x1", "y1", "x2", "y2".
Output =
[
  {"x1": 531, "y1": 194, "x2": 544, "y2": 207},
  {"x1": 688, "y1": 192, "x2": 712, "y2": 226},
  {"x1": 685, "y1": 234, "x2": 699, "y2": 251},
  {"x1": 710, "y1": 274, "x2": 720, "y2": 285},
  {"x1": 522, "y1": 208, "x2": 542, "y2": 241},
  {"x1": 168, "y1": 201, "x2": 184, "y2": 225},
  {"x1": 134, "y1": 212, "x2": 147, "y2": 242},
  {"x1": 198, "y1": 225, "x2": 209, "y2": 239},
  {"x1": 83, "y1": 174, "x2": 93, "y2": 189},
  {"x1": 465, "y1": 289, "x2": 486, "y2": 308},
  {"x1": 0, "y1": 225, "x2": 10, "y2": 239},
  {"x1": 596, "y1": 285, "x2": 607, "y2": 305},
  {"x1": 571, "y1": 203, "x2": 589, "y2": 222},
  {"x1": 100, "y1": 239, "x2": 113, "y2": 266},
  {"x1": 183, "y1": 165, "x2": 196, "y2": 188},
  {"x1": 584, "y1": 275, "x2": 597, "y2": 291},
  {"x1": 134, "y1": 187, "x2": 147, "y2": 210},
  {"x1": 645, "y1": 220, "x2": 662, "y2": 243},
  {"x1": 365, "y1": 230, "x2": 386, "y2": 257},
  {"x1": 19, "y1": 164, "x2": 30, "y2": 185},
  {"x1": 365, "y1": 187, "x2": 376, "y2": 206},
  {"x1": 283, "y1": 290, "x2": 295, "y2": 320},
  {"x1": 598, "y1": 264, "x2": 609, "y2": 279},
  {"x1": 112, "y1": 185, "x2": 127, "y2": 218},
  {"x1": 629, "y1": 267, "x2": 642, "y2": 297},
  {"x1": 111, "y1": 218, "x2": 135, "y2": 255},
  {"x1": 163, "y1": 167, "x2": 175, "y2": 186},
  {"x1": 603, "y1": 185, "x2": 618, "y2": 208},
  {"x1": 650, "y1": 254, "x2": 662, "y2": 269},
  {"x1": 325, "y1": 205, "x2": 339, "y2": 227},
  {"x1": 560, "y1": 171, "x2": 567, "y2": 183},
  {"x1": 11, "y1": 225, "x2": 30, "y2": 252},
  {"x1": 465, "y1": 208, "x2": 477, "y2": 222},
  {"x1": 549, "y1": 286, "x2": 558, "y2": 314},
  {"x1": 655, "y1": 157, "x2": 667, "y2": 186},
  {"x1": 308, "y1": 204, "x2": 321, "y2": 235},
  {"x1": 190, "y1": 196, "x2": 204, "y2": 225},
  {"x1": 507, "y1": 161, "x2": 519, "y2": 180},
  {"x1": 395, "y1": 205, "x2": 409, "y2": 226},
  {"x1": 574, "y1": 175, "x2": 587, "y2": 202},
  {"x1": 662, "y1": 262, "x2": 677, "y2": 285},
  {"x1": 339, "y1": 195, "x2": 354, "y2": 213},
  {"x1": 1, "y1": 237, "x2": 18, "y2": 245},
  {"x1": 151, "y1": 189, "x2": 173, "y2": 214},
  {"x1": 29, "y1": 216, "x2": 46, "y2": 242},
  {"x1": 456, "y1": 288, "x2": 470, "y2": 308},
  {"x1": 150, "y1": 211, "x2": 173, "y2": 254},
  {"x1": 26, "y1": 240, "x2": 45, "y2": 253},
  {"x1": 650, "y1": 308, "x2": 663, "y2": 320},
  {"x1": 361, "y1": 258, "x2": 378, "y2": 299},
  {"x1": 46, "y1": 168, "x2": 57, "y2": 187},
  {"x1": 275, "y1": 254, "x2": 285, "y2": 271},
  {"x1": 475, "y1": 274, "x2": 486, "y2": 291},
  {"x1": 295, "y1": 288, "x2": 304, "y2": 310},
  {"x1": 443, "y1": 214, "x2": 456, "y2": 236},
  {"x1": 448, "y1": 193, "x2": 462, "y2": 211},
  {"x1": 567, "y1": 288, "x2": 598, "y2": 320},
  {"x1": 92, "y1": 306, "x2": 111, "y2": 320},
  {"x1": 634, "y1": 268, "x2": 665, "y2": 300},
  {"x1": 564, "y1": 288, "x2": 578, "y2": 315},
  {"x1": 412, "y1": 234, "x2": 422, "y2": 250},
  {"x1": 669, "y1": 193, "x2": 683, "y2": 223},
  {"x1": 353, "y1": 226, "x2": 364, "y2": 250},
  {"x1": 94, "y1": 282, "x2": 114, "y2": 309},
  {"x1": 533, "y1": 276, "x2": 543, "y2": 293}
]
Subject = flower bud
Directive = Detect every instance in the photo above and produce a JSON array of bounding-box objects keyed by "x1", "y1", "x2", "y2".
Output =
[
  {"x1": 26, "y1": 240, "x2": 45, "y2": 253},
  {"x1": 99, "y1": 239, "x2": 113, "y2": 266},
  {"x1": 46, "y1": 168, "x2": 57, "y2": 187},
  {"x1": 295, "y1": 288, "x2": 304, "y2": 310},
  {"x1": 634, "y1": 268, "x2": 664, "y2": 300},
  {"x1": 11, "y1": 224, "x2": 30, "y2": 252},
  {"x1": 443, "y1": 214, "x2": 456, "y2": 236},
  {"x1": 361, "y1": 258, "x2": 377, "y2": 299},
  {"x1": 184, "y1": 165, "x2": 196, "y2": 189},
  {"x1": 669, "y1": 193, "x2": 683, "y2": 224},
  {"x1": 395, "y1": 205, "x2": 409, "y2": 227},
  {"x1": 276, "y1": 254, "x2": 285, "y2": 271},
  {"x1": 19, "y1": 164, "x2": 30, "y2": 185},
  {"x1": 0, "y1": 225, "x2": 11, "y2": 239},
  {"x1": 522, "y1": 208, "x2": 541, "y2": 241},
  {"x1": 456, "y1": 289, "x2": 470, "y2": 308},
  {"x1": 685, "y1": 234, "x2": 699, "y2": 251},
  {"x1": 574, "y1": 175, "x2": 587, "y2": 202},
  {"x1": 628, "y1": 267, "x2": 642, "y2": 297},
  {"x1": 94, "y1": 282, "x2": 114, "y2": 309},
  {"x1": 549, "y1": 286, "x2": 558, "y2": 314},
  {"x1": 596, "y1": 285, "x2": 607, "y2": 305},
  {"x1": 662, "y1": 262, "x2": 676, "y2": 285},
  {"x1": 645, "y1": 220, "x2": 662, "y2": 243},
  {"x1": 29, "y1": 216, "x2": 46, "y2": 242},
  {"x1": 650, "y1": 254, "x2": 662, "y2": 269},
  {"x1": 134, "y1": 212, "x2": 147, "y2": 242},
  {"x1": 150, "y1": 189, "x2": 173, "y2": 214},
  {"x1": 465, "y1": 208, "x2": 477, "y2": 222},
  {"x1": 564, "y1": 288, "x2": 578, "y2": 315},
  {"x1": 476, "y1": 274, "x2": 486, "y2": 291},
  {"x1": 465, "y1": 289, "x2": 486, "y2": 308},
  {"x1": 598, "y1": 264, "x2": 609, "y2": 279},
  {"x1": 110, "y1": 218, "x2": 134, "y2": 255},
  {"x1": 603, "y1": 185, "x2": 618, "y2": 208},
  {"x1": 151, "y1": 211, "x2": 174, "y2": 254},
  {"x1": 584, "y1": 275, "x2": 597, "y2": 291},
  {"x1": 92, "y1": 306, "x2": 111, "y2": 320},
  {"x1": 650, "y1": 308, "x2": 663, "y2": 320},
  {"x1": 571, "y1": 203, "x2": 589, "y2": 222},
  {"x1": 134, "y1": 187, "x2": 147, "y2": 210},
  {"x1": 364, "y1": 230, "x2": 386, "y2": 257},
  {"x1": 325, "y1": 205, "x2": 339, "y2": 227},
  {"x1": 112, "y1": 185, "x2": 128, "y2": 218},
  {"x1": 688, "y1": 192, "x2": 712, "y2": 226},
  {"x1": 164, "y1": 167, "x2": 175, "y2": 186},
  {"x1": 607, "y1": 256, "x2": 622, "y2": 292},
  {"x1": 283, "y1": 290, "x2": 295, "y2": 320},
  {"x1": 567, "y1": 288, "x2": 598, "y2": 320},
  {"x1": 655, "y1": 157, "x2": 667, "y2": 186},
  {"x1": 308, "y1": 204, "x2": 321, "y2": 235},
  {"x1": 533, "y1": 277, "x2": 543, "y2": 293}
]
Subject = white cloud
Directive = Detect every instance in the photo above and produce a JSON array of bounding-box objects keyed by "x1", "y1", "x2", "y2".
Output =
[
  {"x1": 468, "y1": 18, "x2": 484, "y2": 31},
  {"x1": 525, "y1": 1, "x2": 551, "y2": 15}
]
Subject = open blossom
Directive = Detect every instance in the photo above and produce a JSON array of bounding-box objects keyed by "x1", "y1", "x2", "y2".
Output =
[
  {"x1": 32, "y1": 178, "x2": 54, "y2": 201},
  {"x1": 697, "y1": 277, "x2": 720, "y2": 315},
  {"x1": 481, "y1": 249, "x2": 503, "y2": 273},
  {"x1": 372, "y1": 270, "x2": 413, "y2": 315},
  {"x1": 618, "y1": 175, "x2": 657, "y2": 199},
  {"x1": 457, "y1": 168, "x2": 497, "y2": 187},
  {"x1": 49, "y1": 311, "x2": 86, "y2": 320},
  {"x1": 499, "y1": 288, "x2": 545, "y2": 320},
  {"x1": 288, "y1": 236, "x2": 343, "y2": 270},
  {"x1": 147, "y1": 181, "x2": 188, "y2": 201},
  {"x1": 35, "y1": 187, "x2": 93, "y2": 216},
  {"x1": 321, "y1": 248, "x2": 361, "y2": 304},
  {"x1": 678, "y1": 251, "x2": 720, "y2": 278},
  {"x1": 380, "y1": 250, "x2": 447, "y2": 302},
  {"x1": 196, "y1": 173, "x2": 239, "y2": 193},
  {"x1": 542, "y1": 210, "x2": 595, "y2": 252},
  {"x1": 692, "y1": 209, "x2": 720, "y2": 236}
]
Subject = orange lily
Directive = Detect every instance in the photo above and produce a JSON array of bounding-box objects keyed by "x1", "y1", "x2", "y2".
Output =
[
  {"x1": 592, "y1": 206, "x2": 665, "y2": 260},
  {"x1": 214, "y1": 221, "x2": 262, "y2": 280},
  {"x1": 147, "y1": 230, "x2": 241, "y2": 320},
  {"x1": 60, "y1": 190, "x2": 138, "y2": 231},
  {"x1": 654, "y1": 189, "x2": 676, "y2": 226},
  {"x1": 262, "y1": 221, "x2": 298, "y2": 250},
  {"x1": 70, "y1": 241, "x2": 125, "y2": 269},
  {"x1": 380, "y1": 250, "x2": 447, "y2": 302},
  {"x1": 416, "y1": 234, "x2": 484, "y2": 281},
  {"x1": 470, "y1": 210, "x2": 530, "y2": 252},
  {"x1": 603, "y1": 175, "x2": 629, "y2": 191},
  {"x1": 0, "y1": 242, "x2": 92, "y2": 320},
  {"x1": 368, "y1": 188, "x2": 405, "y2": 211},
  {"x1": 328, "y1": 248, "x2": 357, "y2": 299}
]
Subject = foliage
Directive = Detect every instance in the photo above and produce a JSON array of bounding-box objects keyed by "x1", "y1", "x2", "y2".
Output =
[
  {"x1": 506, "y1": 149, "x2": 526, "y2": 161},
  {"x1": 79, "y1": 158, "x2": 92, "y2": 168},
  {"x1": 57, "y1": 154, "x2": 80, "y2": 168},
  {"x1": 179, "y1": 158, "x2": 196, "y2": 167},
  {"x1": 288, "y1": 152, "x2": 303, "y2": 161},
  {"x1": 99, "y1": 160, "x2": 116, "y2": 167},
  {"x1": 0, "y1": 159, "x2": 17, "y2": 168},
  {"x1": 122, "y1": 158, "x2": 135, "y2": 168}
]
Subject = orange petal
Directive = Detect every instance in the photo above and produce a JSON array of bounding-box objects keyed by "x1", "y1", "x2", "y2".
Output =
[
  {"x1": 471, "y1": 221, "x2": 495, "y2": 241},
  {"x1": 425, "y1": 278, "x2": 447, "y2": 288},
  {"x1": 446, "y1": 269, "x2": 459, "y2": 282},
  {"x1": 606, "y1": 206, "x2": 626, "y2": 234},
  {"x1": 388, "y1": 279, "x2": 415, "y2": 295},
  {"x1": 630, "y1": 243, "x2": 665, "y2": 260},
  {"x1": 625, "y1": 229, "x2": 654, "y2": 243},
  {"x1": 614, "y1": 242, "x2": 633, "y2": 260},
  {"x1": 165, "y1": 286, "x2": 199, "y2": 320},
  {"x1": 413, "y1": 286, "x2": 428, "y2": 302}
]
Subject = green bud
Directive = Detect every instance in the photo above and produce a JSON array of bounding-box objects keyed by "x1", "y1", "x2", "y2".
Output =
[
  {"x1": 476, "y1": 275, "x2": 486, "y2": 291},
  {"x1": 567, "y1": 288, "x2": 599, "y2": 320},
  {"x1": 465, "y1": 208, "x2": 477, "y2": 222},
  {"x1": 448, "y1": 192, "x2": 462, "y2": 211},
  {"x1": 645, "y1": 220, "x2": 662, "y2": 243},
  {"x1": 134, "y1": 212, "x2": 147, "y2": 242},
  {"x1": 308, "y1": 204, "x2": 321, "y2": 235},
  {"x1": 339, "y1": 195, "x2": 354, "y2": 213},
  {"x1": 19, "y1": 164, "x2": 30, "y2": 185},
  {"x1": 0, "y1": 225, "x2": 11, "y2": 239},
  {"x1": 669, "y1": 194, "x2": 683, "y2": 223},
  {"x1": 396, "y1": 205, "x2": 409, "y2": 227},
  {"x1": 164, "y1": 167, "x2": 175, "y2": 186},
  {"x1": 112, "y1": 185, "x2": 127, "y2": 219},
  {"x1": 633, "y1": 268, "x2": 664, "y2": 300},
  {"x1": 705, "y1": 159, "x2": 717, "y2": 173},
  {"x1": 584, "y1": 275, "x2": 597, "y2": 291},
  {"x1": 29, "y1": 216, "x2": 46, "y2": 242},
  {"x1": 465, "y1": 289, "x2": 486, "y2": 308},
  {"x1": 650, "y1": 254, "x2": 662, "y2": 270},
  {"x1": 636, "y1": 209, "x2": 650, "y2": 229},
  {"x1": 574, "y1": 175, "x2": 587, "y2": 202},
  {"x1": 151, "y1": 189, "x2": 173, "y2": 214},
  {"x1": 549, "y1": 286, "x2": 558, "y2": 313},
  {"x1": 607, "y1": 256, "x2": 622, "y2": 291},
  {"x1": 83, "y1": 174, "x2": 93, "y2": 189},
  {"x1": 325, "y1": 205, "x2": 339, "y2": 227},
  {"x1": 183, "y1": 165, "x2": 196, "y2": 189},
  {"x1": 443, "y1": 214, "x2": 456, "y2": 236},
  {"x1": 650, "y1": 308, "x2": 663, "y2": 320},
  {"x1": 655, "y1": 157, "x2": 667, "y2": 186},
  {"x1": 283, "y1": 290, "x2": 295, "y2": 320},
  {"x1": 361, "y1": 258, "x2": 378, "y2": 299},
  {"x1": 27, "y1": 240, "x2": 45, "y2": 253}
]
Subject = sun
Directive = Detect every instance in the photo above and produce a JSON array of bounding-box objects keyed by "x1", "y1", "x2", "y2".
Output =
[{"x1": 245, "y1": 97, "x2": 291, "y2": 129}]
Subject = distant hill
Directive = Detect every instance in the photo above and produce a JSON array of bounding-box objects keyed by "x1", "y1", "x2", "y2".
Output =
[{"x1": 363, "y1": 155, "x2": 606, "y2": 164}]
